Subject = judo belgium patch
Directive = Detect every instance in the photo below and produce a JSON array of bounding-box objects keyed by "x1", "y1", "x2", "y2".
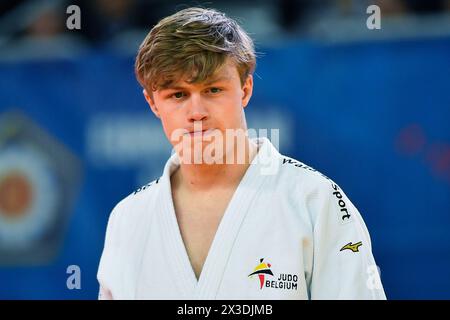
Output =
[{"x1": 248, "y1": 258, "x2": 298, "y2": 290}]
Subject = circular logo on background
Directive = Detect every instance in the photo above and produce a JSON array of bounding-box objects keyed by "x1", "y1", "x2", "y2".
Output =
[
  {"x1": 0, "y1": 145, "x2": 58, "y2": 250},
  {"x1": 0, "y1": 171, "x2": 33, "y2": 219}
]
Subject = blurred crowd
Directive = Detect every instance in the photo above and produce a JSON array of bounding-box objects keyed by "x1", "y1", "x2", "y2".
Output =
[{"x1": 0, "y1": 0, "x2": 450, "y2": 58}]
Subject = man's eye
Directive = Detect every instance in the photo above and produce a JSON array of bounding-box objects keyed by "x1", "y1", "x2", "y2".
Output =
[
  {"x1": 208, "y1": 87, "x2": 222, "y2": 94},
  {"x1": 172, "y1": 92, "x2": 185, "y2": 99}
]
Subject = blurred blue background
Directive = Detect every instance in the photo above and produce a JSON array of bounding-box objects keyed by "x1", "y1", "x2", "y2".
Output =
[{"x1": 0, "y1": 0, "x2": 449, "y2": 299}]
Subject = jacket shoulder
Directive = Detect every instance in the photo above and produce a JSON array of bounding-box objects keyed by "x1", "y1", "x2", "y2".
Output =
[
  {"x1": 278, "y1": 155, "x2": 335, "y2": 189},
  {"x1": 112, "y1": 176, "x2": 162, "y2": 217}
]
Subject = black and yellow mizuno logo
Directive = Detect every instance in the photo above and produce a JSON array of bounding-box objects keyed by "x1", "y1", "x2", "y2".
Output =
[{"x1": 340, "y1": 241, "x2": 363, "y2": 253}]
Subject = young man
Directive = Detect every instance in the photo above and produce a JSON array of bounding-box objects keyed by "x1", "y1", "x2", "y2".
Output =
[{"x1": 97, "y1": 7, "x2": 386, "y2": 300}]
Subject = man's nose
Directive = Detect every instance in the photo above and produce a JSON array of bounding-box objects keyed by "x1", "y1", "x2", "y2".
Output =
[{"x1": 187, "y1": 94, "x2": 208, "y2": 122}]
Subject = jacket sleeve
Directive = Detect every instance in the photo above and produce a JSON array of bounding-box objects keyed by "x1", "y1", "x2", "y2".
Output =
[
  {"x1": 97, "y1": 202, "x2": 122, "y2": 300},
  {"x1": 98, "y1": 285, "x2": 113, "y2": 300},
  {"x1": 307, "y1": 179, "x2": 386, "y2": 300}
]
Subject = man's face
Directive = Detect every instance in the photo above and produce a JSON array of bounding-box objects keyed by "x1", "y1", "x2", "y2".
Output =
[{"x1": 143, "y1": 58, "x2": 253, "y2": 163}]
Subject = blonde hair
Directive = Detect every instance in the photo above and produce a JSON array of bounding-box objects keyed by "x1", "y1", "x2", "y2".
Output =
[{"x1": 135, "y1": 7, "x2": 256, "y2": 92}]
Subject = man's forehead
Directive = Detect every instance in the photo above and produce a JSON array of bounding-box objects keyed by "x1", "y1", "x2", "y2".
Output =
[{"x1": 160, "y1": 62, "x2": 238, "y2": 90}]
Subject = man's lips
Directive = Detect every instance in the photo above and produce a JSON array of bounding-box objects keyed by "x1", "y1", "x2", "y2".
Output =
[{"x1": 185, "y1": 128, "x2": 214, "y2": 137}]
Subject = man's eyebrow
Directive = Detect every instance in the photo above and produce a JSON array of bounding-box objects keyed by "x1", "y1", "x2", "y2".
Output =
[
  {"x1": 160, "y1": 86, "x2": 186, "y2": 92},
  {"x1": 160, "y1": 76, "x2": 231, "y2": 92}
]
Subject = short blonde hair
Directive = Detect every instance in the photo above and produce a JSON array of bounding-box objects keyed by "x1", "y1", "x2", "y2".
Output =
[{"x1": 135, "y1": 7, "x2": 256, "y2": 92}]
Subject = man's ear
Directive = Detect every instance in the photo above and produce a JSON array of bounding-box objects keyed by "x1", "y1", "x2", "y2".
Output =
[
  {"x1": 241, "y1": 74, "x2": 253, "y2": 108},
  {"x1": 143, "y1": 89, "x2": 160, "y2": 118}
]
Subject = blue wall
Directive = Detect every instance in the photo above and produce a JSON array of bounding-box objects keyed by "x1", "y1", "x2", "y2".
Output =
[{"x1": 0, "y1": 36, "x2": 449, "y2": 299}]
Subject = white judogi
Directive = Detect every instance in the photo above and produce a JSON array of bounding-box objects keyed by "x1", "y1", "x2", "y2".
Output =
[{"x1": 97, "y1": 137, "x2": 386, "y2": 300}]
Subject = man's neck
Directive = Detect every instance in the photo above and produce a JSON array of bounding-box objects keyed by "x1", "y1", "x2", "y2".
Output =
[{"x1": 172, "y1": 138, "x2": 259, "y2": 194}]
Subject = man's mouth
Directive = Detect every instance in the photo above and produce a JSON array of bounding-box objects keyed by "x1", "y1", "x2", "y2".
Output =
[{"x1": 186, "y1": 128, "x2": 214, "y2": 137}]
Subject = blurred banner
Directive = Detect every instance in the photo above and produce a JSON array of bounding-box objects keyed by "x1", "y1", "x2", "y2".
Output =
[{"x1": 0, "y1": 37, "x2": 449, "y2": 299}]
